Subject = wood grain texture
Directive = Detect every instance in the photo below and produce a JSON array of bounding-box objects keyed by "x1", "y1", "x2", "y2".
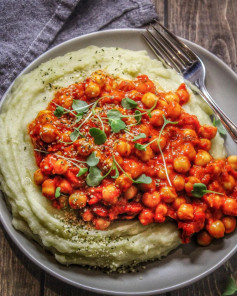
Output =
[
  {"x1": 0, "y1": 224, "x2": 42, "y2": 296},
  {"x1": 1, "y1": 1, "x2": 237, "y2": 296}
]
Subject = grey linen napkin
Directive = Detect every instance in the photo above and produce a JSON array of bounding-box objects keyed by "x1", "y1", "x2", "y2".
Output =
[{"x1": 0, "y1": 0, "x2": 157, "y2": 99}]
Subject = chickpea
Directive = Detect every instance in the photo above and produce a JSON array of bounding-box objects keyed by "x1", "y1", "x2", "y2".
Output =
[
  {"x1": 85, "y1": 81, "x2": 101, "y2": 98},
  {"x1": 199, "y1": 138, "x2": 211, "y2": 151},
  {"x1": 37, "y1": 110, "x2": 54, "y2": 124},
  {"x1": 173, "y1": 156, "x2": 191, "y2": 173},
  {"x1": 59, "y1": 179, "x2": 73, "y2": 194},
  {"x1": 74, "y1": 138, "x2": 93, "y2": 156},
  {"x1": 164, "y1": 92, "x2": 180, "y2": 103},
  {"x1": 42, "y1": 179, "x2": 56, "y2": 199},
  {"x1": 222, "y1": 217, "x2": 237, "y2": 234},
  {"x1": 154, "y1": 203, "x2": 168, "y2": 223},
  {"x1": 222, "y1": 174, "x2": 235, "y2": 191},
  {"x1": 138, "y1": 209, "x2": 154, "y2": 225},
  {"x1": 82, "y1": 208, "x2": 94, "y2": 222},
  {"x1": 58, "y1": 195, "x2": 68, "y2": 209},
  {"x1": 197, "y1": 230, "x2": 213, "y2": 246},
  {"x1": 116, "y1": 140, "x2": 132, "y2": 157},
  {"x1": 93, "y1": 218, "x2": 110, "y2": 230},
  {"x1": 157, "y1": 166, "x2": 172, "y2": 180},
  {"x1": 141, "y1": 92, "x2": 158, "y2": 108},
  {"x1": 149, "y1": 109, "x2": 165, "y2": 127},
  {"x1": 160, "y1": 186, "x2": 177, "y2": 203},
  {"x1": 185, "y1": 176, "x2": 200, "y2": 194},
  {"x1": 115, "y1": 173, "x2": 133, "y2": 192},
  {"x1": 40, "y1": 124, "x2": 58, "y2": 143},
  {"x1": 91, "y1": 70, "x2": 106, "y2": 87},
  {"x1": 53, "y1": 159, "x2": 69, "y2": 175},
  {"x1": 57, "y1": 94, "x2": 73, "y2": 109},
  {"x1": 69, "y1": 191, "x2": 87, "y2": 209},
  {"x1": 139, "y1": 178, "x2": 156, "y2": 192},
  {"x1": 34, "y1": 169, "x2": 45, "y2": 185},
  {"x1": 222, "y1": 198, "x2": 237, "y2": 216},
  {"x1": 181, "y1": 143, "x2": 196, "y2": 161},
  {"x1": 172, "y1": 196, "x2": 186, "y2": 210},
  {"x1": 157, "y1": 98, "x2": 168, "y2": 109},
  {"x1": 150, "y1": 135, "x2": 167, "y2": 153},
  {"x1": 205, "y1": 194, "x2": 223, "y2": 209},
  {"x1": 142, "y1": 191, "x2": 161, "y2": 208},
  {"x1": 177, "y1": 204, "x2": 194, "y2": 220},
  {"x1": 172, "y1": 175, "x2": 185, "y2": 191},
  {"x1": 227, "y1": 155, "x2": 237, "y2": 170},
  {"x1": 182, "y1": 129, "x2": 198, "y2": 141},
  {"x1": 176, "y1": 86, "x2": 189, "y2": 104},
  {"x1": 167, "y1": 101, "x2": 181, "y2": 120},
  {"x1": 102, "y1": 184, "x2": 120, "y2": 205},
  {"x1": 206, "y1": 220, "x2": 225, "y2": 239},
  {"x1": 198, "y1": 125, "x2": 217, "y2": 140},
  {"x1": 194, "y1": 150, "x2": 212, "y2": 166},
  {"x1": 135, "y1": 145, "x2": 154, "y2": 162},
  {"x1": 124, "y1": 185, "x2": 138, "y2": 200},
  {"x1": 122, "y1": 160, "x2": 143, "y2": 178}
]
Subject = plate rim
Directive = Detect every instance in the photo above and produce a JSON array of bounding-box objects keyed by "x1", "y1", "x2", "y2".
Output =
[{"x1": 0, "y1": 28, "x2": 237, "y2": 295}]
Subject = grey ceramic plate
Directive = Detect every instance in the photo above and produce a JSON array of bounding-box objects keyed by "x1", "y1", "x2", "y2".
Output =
[{"x1": 0, "y1": 29, "x2": 237, "y2": 295}]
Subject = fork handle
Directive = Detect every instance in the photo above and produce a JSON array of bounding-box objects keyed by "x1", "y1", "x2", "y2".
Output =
[{"x1": 197, "y1": 84, "x2": 237, "y2": 143}]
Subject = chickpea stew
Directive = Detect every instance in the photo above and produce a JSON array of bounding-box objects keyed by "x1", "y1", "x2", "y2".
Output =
[{"x1": 29, "y1": 70, "x2": 237, "y2": 245}]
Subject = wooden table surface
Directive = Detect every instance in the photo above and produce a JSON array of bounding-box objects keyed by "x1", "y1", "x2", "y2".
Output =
[{"x1": 1, "y1": 0, "x2": 237, "y2": 295}]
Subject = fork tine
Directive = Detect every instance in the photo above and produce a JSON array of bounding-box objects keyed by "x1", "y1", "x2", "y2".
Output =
[
  {"x1": 156, "y1": 21, "x2": 198, "y2": 62},
  {"x1": 146, "y1": 28, "x2": 184, "y2": 72},
  {"x1": 150, "y1": 24, "x2": 191, "y2": 67},
  {"x1": 142, "y1": 33, "x2": 180, "y2": 72}
]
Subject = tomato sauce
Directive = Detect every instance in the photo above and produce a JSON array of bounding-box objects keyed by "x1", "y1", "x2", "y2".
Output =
[{"x1": 29, "y1": 70, "x2": 237, "y2": 245}]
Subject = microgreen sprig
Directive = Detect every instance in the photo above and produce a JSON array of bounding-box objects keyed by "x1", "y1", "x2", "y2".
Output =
[{"x1": 191, "y1": 183, "x2": 224, "y2": 198}]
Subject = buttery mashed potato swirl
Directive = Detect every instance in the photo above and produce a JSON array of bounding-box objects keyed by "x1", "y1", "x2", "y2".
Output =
[{"x1": 0, "y1": 46, "x2": 226, "y2": 269}]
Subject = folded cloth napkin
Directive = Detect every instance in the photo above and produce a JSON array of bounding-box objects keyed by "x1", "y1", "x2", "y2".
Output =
[{"x1": 0, "y1": 0, "x2": 157, "y2": 99}]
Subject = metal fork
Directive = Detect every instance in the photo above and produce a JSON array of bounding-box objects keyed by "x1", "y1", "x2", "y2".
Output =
[{"x1": 142, "y1": 22, "x2": 237, "y2": 143}]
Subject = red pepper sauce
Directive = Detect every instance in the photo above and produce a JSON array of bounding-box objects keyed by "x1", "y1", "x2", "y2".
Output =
[{"x1": 28, "y1": 70, "x2": 237, "y2": 245}]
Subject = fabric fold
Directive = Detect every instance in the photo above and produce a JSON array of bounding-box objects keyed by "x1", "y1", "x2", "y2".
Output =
[{"x1": 0, "y1": 0, "x2": 158, "y2": 98}]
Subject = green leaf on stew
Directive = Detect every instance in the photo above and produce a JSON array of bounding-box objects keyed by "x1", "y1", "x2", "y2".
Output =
[
  {"x1": 134, "y1": 110, "x2": 142, "y2": 124},
  {"x1": 111, "y1": 164, "x2": 119, "y2": 179},
  {"x1": 74, "y1": 112, "x2": 84, "y2": 123},
  {"x1": 222, "y1": 277, "x2": 237, "y2": 296},
  {"x1": 86, "y1": 166, "x2": 104, "y2": 186},
  {"x1": 86, "y1": 152, "x2": 100, "y2": 166},
  {"x1": 54, "y1": 106, "x2": 64, "y2": 117},
  {"x1": 134, "y1": 174, "x2": 152, "y2": 184},
  {"x1": 191, "y1": 183, "x2": 224, "y2": 198},
  {"x1": 72, "y1": 100, "x2": 89, "y2": 113},
  {"x1": 70, "y1": 129, "x2": 80, "y2": 142},
  {"x1": 213, "y1": 117, "x2": 227, "y2": 136},
  {"x1": 76, "y1": 167, "x2": 88, "y2": 177},
  {"x1": 134, "y1": 143, "x2": 146, "y2": 151},
  {"x1": 121, "y1": 97, "x2": 138, "y2": 109},
  {"x1": 133, "y1": 133, "x2": 147, "y2": 142},
  {"x1": 107, "y1": 109, "x2": 122, "y2": 120},
  {"x1": 89, "y1": 128, "x2": 107, "y2": 145},
  {"x1": 110, "y1": 119, "x2": 126, "y2": 133},
  {"x1": 55, "y1": 187, "x2": 61, "y2": 198}
]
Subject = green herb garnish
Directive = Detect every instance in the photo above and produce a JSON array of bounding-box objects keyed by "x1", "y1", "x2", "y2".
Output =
[
  {"x1": 76, "y1": 167, "x2": 88, "y2": 177},
  {"x1": 86, "y1": 166, "x2": 104, "y2": 187},
  {"x1": 86, "y1": 151, "x2": 100, "y2": 166},
  {"x1": 132, "y1": 133, "x2": 147, "y2": 142},
  {"x1": 55, "y1": 187, "x2": 61, "y2": 198},
  {"x1": 213, "y1": 117, "x2": 227, "y2": 136},
  {"x1": 72, "y1": 100, "x2": 89, "y2": 113},
  {"x1": 191, "y1": 183, "x2": 224, "y2": 198},
  {"x1": 121, "y1": 97, "x2": 138, "y2": 109},
  {"x1": 54, "y1": 106, "x2": 64, "y2": 117},
  {"x1": 134, "y1": 174, "x2": 152, "y2": 184},
  {"x1": 222, "y1": 277, "x2": 237, "y2": 296},
  {"x1": 89, "y1": 128, "x2": 107, "y2": 145}
]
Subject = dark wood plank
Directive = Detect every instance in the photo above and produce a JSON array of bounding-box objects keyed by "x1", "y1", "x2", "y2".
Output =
[
  {"x1": 168, "y1": 0, "x2": 237, "y2": 72},
  {"x1": 0, "y1": 223, "x2": 42, "y2": 296}
]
